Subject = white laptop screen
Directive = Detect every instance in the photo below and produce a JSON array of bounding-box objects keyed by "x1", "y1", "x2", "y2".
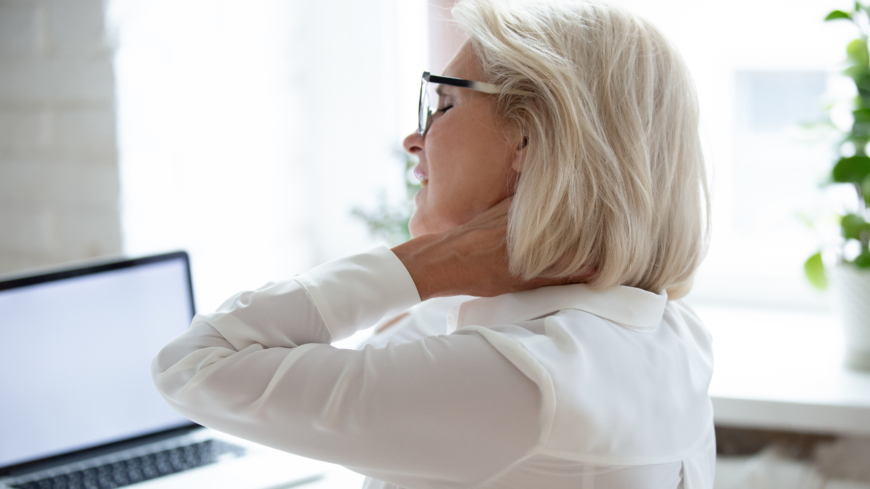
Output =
[{"x1": 0, "y1": 254, "x2": 195, "y2": 470}]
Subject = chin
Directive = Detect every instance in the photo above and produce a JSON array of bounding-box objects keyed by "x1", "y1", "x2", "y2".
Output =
[
  {"x1": 408, "y1": 209, "x2": 443, "y2": 238},
  {"x1": 408, "y1": 213, "x2": 425, "y2": 239}
]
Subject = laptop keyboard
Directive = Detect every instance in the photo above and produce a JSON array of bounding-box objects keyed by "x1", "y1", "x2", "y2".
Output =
[{"x1": 10, "y1": 439, "x2": 245, "y2": 489}]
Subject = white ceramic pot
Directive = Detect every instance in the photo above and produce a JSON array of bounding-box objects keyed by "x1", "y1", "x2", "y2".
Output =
[{"x1": 833, "y1": 263, "x2": 870, "y2": 371}]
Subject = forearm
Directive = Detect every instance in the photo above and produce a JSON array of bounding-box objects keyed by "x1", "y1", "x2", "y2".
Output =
[
  {"x1": 150, "y1": 244, "x2": 543, "y2": 486},
  {"x1": 153, "y1": 245, "x2": 423, "y2": 412}
]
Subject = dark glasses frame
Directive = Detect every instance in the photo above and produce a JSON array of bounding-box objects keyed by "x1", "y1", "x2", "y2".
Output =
[{"x1": 417, "y1": 71, "x2": 526, "y2": 136}]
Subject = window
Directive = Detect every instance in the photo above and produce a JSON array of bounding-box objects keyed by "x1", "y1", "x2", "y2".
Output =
[
  {"x1": 611, "y1": 0, "x2": 856, "y2": 309},
  {"x1": 109, "y1": 0, "x2": 428, "y2": 311}
]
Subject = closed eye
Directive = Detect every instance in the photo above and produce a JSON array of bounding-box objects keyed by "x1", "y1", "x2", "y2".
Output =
[{"x1": 435, "y1": 105, "x2": 453, "y2": 114}]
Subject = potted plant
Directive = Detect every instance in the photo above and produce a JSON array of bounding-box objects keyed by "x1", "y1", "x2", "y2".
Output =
[{"x1": 805, "y1": 4, "x2": 870, "y2": 370}]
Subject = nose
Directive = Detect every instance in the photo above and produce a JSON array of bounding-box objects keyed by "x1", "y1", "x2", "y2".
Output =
[{"x1": 403, "y1": 130, "x2": 424, "y2": 157}]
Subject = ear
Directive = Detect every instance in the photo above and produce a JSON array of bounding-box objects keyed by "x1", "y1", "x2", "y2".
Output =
[{"x1": 511, "y1": 136, "x2": 528, "y2": 172}]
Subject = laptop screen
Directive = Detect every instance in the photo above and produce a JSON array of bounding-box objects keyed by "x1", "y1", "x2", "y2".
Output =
[{"x1": 0, "y1": 252, "x2": 196, "y2": 471}]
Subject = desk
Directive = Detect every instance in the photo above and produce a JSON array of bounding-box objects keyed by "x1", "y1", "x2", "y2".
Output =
[{"x1": 695, "y1": 305, "x2": 870, "y2": 436}]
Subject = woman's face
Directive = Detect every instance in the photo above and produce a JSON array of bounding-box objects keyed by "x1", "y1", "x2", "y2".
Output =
[{"x1": 404, "y1": 42, "x2": 524, "y2": 238}]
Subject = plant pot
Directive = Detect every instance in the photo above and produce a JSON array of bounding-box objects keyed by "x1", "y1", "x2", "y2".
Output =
[{"x1": 832, "y1": 263, "x2": 870, "y2": 371}]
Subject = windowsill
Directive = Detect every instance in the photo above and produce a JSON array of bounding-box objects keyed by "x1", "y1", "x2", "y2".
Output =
[{"x1": 693, "y1": 305, "x2": 870, "y2": 436}]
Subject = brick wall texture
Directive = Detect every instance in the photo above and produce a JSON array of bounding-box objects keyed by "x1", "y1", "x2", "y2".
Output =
[{"x1": 0, "y1": 0, "x2": 122, "y2": 276}]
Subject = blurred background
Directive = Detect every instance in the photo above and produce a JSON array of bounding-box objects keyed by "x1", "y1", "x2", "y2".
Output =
[
  {"x1": 0, "y1": 0, "x2": 853, "y2": 311},
  {"x1": 1, "y1": 0, "x2": 869, "y2": 487}
]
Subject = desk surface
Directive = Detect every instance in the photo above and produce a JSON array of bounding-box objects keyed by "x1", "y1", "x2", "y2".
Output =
[{"x1": 694, "y1": 305, "x2": 870, "y2": 436}]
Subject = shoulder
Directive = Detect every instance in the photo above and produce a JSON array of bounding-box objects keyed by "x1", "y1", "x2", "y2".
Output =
[
  {"x1": 455, "y1": 307, "x2": 714, "y2": 463},
  {"x1": 360, "y1": 295, "x2": 478, "y2": 349}
]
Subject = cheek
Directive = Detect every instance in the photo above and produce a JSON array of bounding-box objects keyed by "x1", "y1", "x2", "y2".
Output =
[
  {"x1": 409, "y1": 172, "x2": 456, "y2": 236},
  {"x1": 415, "y1": 104, "x2": 517, "y2": 231},
  {"x1": 432, "y1": 136, "x2": 510, "y2": 201},
  {"x1": 424, "y1": 135, "x2": 469, "y2": 216}
]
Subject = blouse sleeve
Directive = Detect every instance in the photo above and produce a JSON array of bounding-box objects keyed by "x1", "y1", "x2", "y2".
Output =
[{"x1": 151, "y1": 246, "x2": 544, "y2": 489}]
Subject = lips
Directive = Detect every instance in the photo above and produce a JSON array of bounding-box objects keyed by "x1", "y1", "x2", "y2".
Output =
[{"x1": 413, "y1": 167, "x2": 428, "y2": 187}]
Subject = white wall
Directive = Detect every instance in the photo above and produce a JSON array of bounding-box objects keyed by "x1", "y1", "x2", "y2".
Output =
[
  {"x1": 5, "y1": 0, "x2": 845, "y2": 311},
  {"x1": 0, "y1": 0, "x2": 122, "y2": 276},
  {"x1": 109, "y1": 0, "x2": 429, "y2": 312},
  {"x1": 429, "y1": 0, "x2": 465, "y2": 75}
]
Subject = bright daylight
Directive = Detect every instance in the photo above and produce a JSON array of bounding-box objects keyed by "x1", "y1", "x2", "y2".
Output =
[{"x1": 1, "y1": 0, "x2": 869, "y2": 488}]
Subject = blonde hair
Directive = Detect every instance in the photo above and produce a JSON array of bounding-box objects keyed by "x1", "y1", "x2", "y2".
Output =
[{"x1": 452, "y1": 0, "x2": 710, "y2": 294}]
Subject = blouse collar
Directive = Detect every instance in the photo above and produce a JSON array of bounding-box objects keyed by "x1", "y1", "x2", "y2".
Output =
[{"x1": 446, "y1": 284, "x2": 668, "y2": 334}]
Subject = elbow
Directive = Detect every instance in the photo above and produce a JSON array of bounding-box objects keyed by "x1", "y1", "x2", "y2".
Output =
[
  {"x1": 150, "y1": 323, "x2": 237, "y2": 408},
  {"x1": 150, "y1": 343, "x2": 190, "y2": 400},
  {"x1": 150, "y1": 342, "x2": 192, "y2": 405},
  {"x1": 150, "y1": 344, "x2": 237, "y2": 428}
]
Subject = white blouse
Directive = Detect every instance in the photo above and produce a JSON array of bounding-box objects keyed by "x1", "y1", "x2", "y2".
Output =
[{"x1": 152, "y1": 246, "x2": 716, "y2": 489}]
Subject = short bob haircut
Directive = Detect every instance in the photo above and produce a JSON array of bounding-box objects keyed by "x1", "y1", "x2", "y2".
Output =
[{"x1": 452, "y1": 0, "x2": 710, "y2": 295}]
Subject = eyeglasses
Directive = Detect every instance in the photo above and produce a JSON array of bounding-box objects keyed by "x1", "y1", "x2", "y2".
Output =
[{"x1": 417, "y1": 71, "x2": 526, "y2": 136}]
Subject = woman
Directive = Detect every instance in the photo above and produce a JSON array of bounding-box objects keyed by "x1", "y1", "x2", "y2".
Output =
[{"x1": 152, "y1": 0, "x2": 713, "y2": 488}]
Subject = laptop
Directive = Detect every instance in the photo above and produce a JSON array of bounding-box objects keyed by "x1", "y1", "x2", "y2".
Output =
[{"x1": 0, "y1": 252, "x2": 329, "y2": 489}]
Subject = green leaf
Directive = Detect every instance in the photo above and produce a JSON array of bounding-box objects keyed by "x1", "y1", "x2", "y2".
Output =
[
  {"x1": 844, "y1": 65, "x2": 865, "y2": 80},
  {"x1": 849, "y1": 110, "x2": 870, "y2": 144},
  {"x1": 848, "y1": 39, "x2": 870, "y2": 67},
  {"x1": 854, "y1": 122, "x2": 870, "y2": 138},
  {"x1": 843, "y1": 65, "x2": 870, "y2": 90},
  {"x1": 826, "y1": 9, "x2": 853, "y2": 21},
  {"x1": 840, "y1": 133, "x2": 870, "y2": 151},
  {"x1": 853, "y1": 251, "x2": 870, "y2": 268},
  {"x1": 862, "y1": 174, "x2": 870, "y2": 201},
  {"x1": 846, "y1": 70, "x2": 870, "y2": 105},
  {"x1": 804, "y1": 252, "x2": 829, "y2": 290},
  {"x1": 842, "y1": 213, "x2": 870, "y2": 240},
  {"x1": 832, "y1": 155, "x2": 870, "y2": 184}
]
